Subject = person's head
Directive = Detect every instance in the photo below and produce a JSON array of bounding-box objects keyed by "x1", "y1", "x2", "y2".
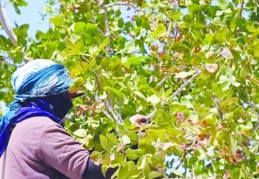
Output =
[{"x1": 11, "y1": 59, "x2": 84, "y2": 118}]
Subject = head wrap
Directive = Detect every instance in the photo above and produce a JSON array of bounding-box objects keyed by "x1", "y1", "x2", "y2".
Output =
[{"x1": 0, "y1": 59, "x2": 75, "y2": 157}]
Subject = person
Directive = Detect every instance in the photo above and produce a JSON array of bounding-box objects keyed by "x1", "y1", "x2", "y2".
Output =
[{"x1": 0, "y1": 59, "x2": 113, "y2": 179}]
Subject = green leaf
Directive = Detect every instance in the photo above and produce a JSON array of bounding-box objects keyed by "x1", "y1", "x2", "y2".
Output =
[
  {"x1": 118, "y1": 164, "x2": 128, "y2": 179},
  {"x1": 126, "y1": 148, "x2": 144, "y2": 160},
  {"x1": 172, "y1": 170, "x2": 183, "y2": 177},
  {"x1": 125, "y1": 36, "x2": 137, "y2": 51},
  {"x1": 124, "y1": 56, "x2": 145, "y2": 68},
  {"x1": 149, "y1": 171, "x2": 162, "y2": 178},
  {"x1": 111, "y1": 153, "x2": 126, "y2": 167},
  {"x1": 106, "y1": 133, "x2": 120, "y2": 146},
  {"x1": 85, "y1": 23, "x2": 98, "y2": 33},
  {"x1": 127, "y1": 131, "x2": 139, "y2": 144},
  {"x1": 89, "y1": 38, "x2": 109, "y2": 57},
  {"x1": 50, "y1": 16, "x2": 65, "y2": 27},
  {"x1": 147, "y1": 94, "x2": 160, "y2": 105},
  {"x1": 175, "y1": 70, "x2": 196, "y2": 79},
  {"x1": 137, "y1": 155, "x2": 147, "y2": 169},
  {"x1": 214, "y1": 26, "x2": 227, "y2": 42},
  {"x1": 103, "y1": 86, "x2": 124, "y2": 98},
  {"x1": 155, "y1": 24, "x2": 166, "y2": 36},
  {"x1": 73, "y1": 22, "x2": 86, "y2": 34},
  {"x1": 99, "y1": 134, "x2": 110, "y2": 150},
  {"x1": 121, "y1": 135, "x2": 131, "y2": 145},
  {"x1": 73, "y1": 129, "x2": 87, "y2": 137},
  {"x1": 132, "y1": 91, "x2": 146, "y2": 100}
]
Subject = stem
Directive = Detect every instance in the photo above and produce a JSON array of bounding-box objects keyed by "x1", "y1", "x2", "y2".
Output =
[
  {"x1": 102, "y1": 109, "x2": 113, "y2": 119},
  {"x1": 105, "y1": 2, "x2": 133, "y2": 8},
  {"x1": 105, "y1": 99, "x2": 123, "y2": 124},
  {"x1": 166, "y1": 21, "x2": 172, "y2": 38},
  {"x1": 92, "y1": 70, "x2": 101, "y2": 90},
  {"x1": 242, "y1": 88, "x2": 259, "y2": 131},
  {"x1": 146, "y1": 107, "x2": 157, "y2": 122},
  {"x1": 174, "y1": 26, "x2": 179, "y2": 43},
  {"x1": 156, "y1": 72, "x2": 171, "y2": 88},
  {"x1": 90, "y1": 68, "x2": 122, "y2": 124},
  {"x1": 99, "y1": 0, "x2": 112, "y2": 55},
  {"x1": 170, "y1": 70, "x2": 202, "y2": 98},
  {"x1": 239, "y1": 0, "x2": 244, "y2": 18}
]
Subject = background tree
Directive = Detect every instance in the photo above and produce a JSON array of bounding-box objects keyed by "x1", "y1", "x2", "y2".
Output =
[{"x1": 1, "y1": 0, "x2": 259, "y2": 178}]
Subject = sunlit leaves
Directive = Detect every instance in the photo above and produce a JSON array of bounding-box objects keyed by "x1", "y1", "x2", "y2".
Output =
[
  {"x1": 73, "y1": 22, "x2": 98, "y2": 34},
  {"x1": 3, "y1": 0, "x2": 259, "y2": 178},
  {"x1": 50, "y1": 16, "x2": 65, "y2": 27}
]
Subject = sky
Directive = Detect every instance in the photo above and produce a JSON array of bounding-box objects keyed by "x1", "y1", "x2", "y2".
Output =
[{"x1": 0, "y1": 0, "x2": 52, "y2": 37}]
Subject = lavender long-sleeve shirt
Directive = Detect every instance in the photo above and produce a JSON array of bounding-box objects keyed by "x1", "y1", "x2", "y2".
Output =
[{"x1": 0, "y1": 116, "x2": 90, "y2": 179}]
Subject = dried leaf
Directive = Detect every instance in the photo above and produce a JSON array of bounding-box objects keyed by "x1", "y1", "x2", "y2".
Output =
[
  {"x1": 205, "y1": 63, "x2": 218, "y2": 73},
  {"x1": 220, "y1": 47, "x2": 234, "y2": 59},
  {"x1": 223, "y1": 170, "x2": 230, "y2": 179}
]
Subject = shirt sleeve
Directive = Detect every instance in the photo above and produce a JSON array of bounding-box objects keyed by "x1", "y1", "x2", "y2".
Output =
[{"x1": 37, "y1": 121, "x2": 90, "y2": 179}]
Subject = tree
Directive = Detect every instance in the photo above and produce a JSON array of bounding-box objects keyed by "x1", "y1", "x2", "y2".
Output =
[{"x1": 1, "y1": 0, "x2": 259, "y2": 178}]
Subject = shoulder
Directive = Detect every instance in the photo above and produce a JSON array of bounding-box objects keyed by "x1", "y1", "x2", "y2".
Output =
[
  {"x1": 11, "y1": 116, "x2": 64, "y2": 146},
  {"x1": 15, "y1": 116, "x2": 62, "y2": 131}
]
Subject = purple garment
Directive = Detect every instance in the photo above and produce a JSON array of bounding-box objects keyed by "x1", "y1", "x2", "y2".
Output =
[{"x1": 0, "y1": 116, "x2": 90, "y2": 179}]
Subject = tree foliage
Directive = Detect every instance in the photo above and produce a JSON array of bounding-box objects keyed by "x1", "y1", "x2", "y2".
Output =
[{"x1": 1, "y1": 0, "x2": 259, "y2": 178}]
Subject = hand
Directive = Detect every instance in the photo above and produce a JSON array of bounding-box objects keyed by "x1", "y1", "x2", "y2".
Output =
[{"x1": 129, "y1": 114, "x2": 148, "y2": 126}]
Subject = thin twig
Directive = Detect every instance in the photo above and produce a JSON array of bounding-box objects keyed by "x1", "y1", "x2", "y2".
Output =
[
  {"x1": 92, "y1": 70, "x2": 101, "y2": 90},
  {"x1": 102, "y1": 109, "x2": 113, "y2": 119},
  {"x1": 166, "y1": 21, "x2": 172, "y2": 38},
  {"x1": 145, "y1": 107, "x2": 157, "y2": 122},
  {"x1": 113, "y1": 105, "x2": 123, "y2": 123},
  {"x1": 241, "y1": 88, "x2": 259, "y2": 131},
  {"x1": 90, "y1": 68, "x2": 123, "y2": 124},
  {"x1": 105, "y1": 2, "x2": 132, "y2": 8},
  {"x1": 105, "y1": 99, "x2": 123, "y2": 124},
  {"x1": 171, "y1": 70, "x2": 202, "y2": 98},
  {"x1": 239, "y1": 0, "x2": 244, "y2": 18},
  {"x1": 156, "y1": 72, "x2": 171, "y2": 88},
  {"x1": 99, "y1": 0, "x2": 112, "y2": 55},
  {"x1": 88, "y1": 9, "x2": 105, "y2": 37},
  {"x1": 0, "y1": 6, "x2": 29, "y2": 62},
  {"x1": 145, "y1": 70, "x2": 202, "y2": 121},
  {"x1": 175, "y1": 152, "x2": 186, "y2": 170},
  {"x1": 174, "y1": 26, "x2": 179, "y2": 43}
]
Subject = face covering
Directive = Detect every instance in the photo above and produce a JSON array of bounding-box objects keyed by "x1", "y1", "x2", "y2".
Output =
[{"x1": 42, "y1": 95, "x2": 73, "y2": 119}]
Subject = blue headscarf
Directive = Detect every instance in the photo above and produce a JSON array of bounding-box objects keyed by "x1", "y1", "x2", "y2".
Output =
[{"x1": 0, "y1": 59, "x2": 75, "y2": 157}]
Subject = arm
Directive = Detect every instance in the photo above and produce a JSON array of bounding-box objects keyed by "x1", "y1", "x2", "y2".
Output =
[{"x1": 37, "y1": 121, "x2": 105, "y2": 179}]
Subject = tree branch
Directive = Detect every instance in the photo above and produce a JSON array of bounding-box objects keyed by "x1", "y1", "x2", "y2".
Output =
[
  {"x1": 105, "y1": 98, "x2": 123, "y2": 124},
  {"x1": 102, "y1": 109, "x2": 114, "y2": 119},
  {"x1": 99, "y1": 0, "x2": 112, "y2": 55},
  {"x1": 239, "y1": 0, "x2": 244, "y2": 18},
  {"x1": 90, "y1": 69, "x2": 123, "y2": 124},
  {"x1": 166, "y1": 21, "x2": 172, "y2": 38},
  {"x1": 170, "y1": 70, "x2": 202, "y2": 98},
  {"x1": 174, "y1": 26, "x2": 179, "y2": 43},
  {"x1": 156, "y1": 72, "x2": 171, "y2": 88},
  {"x1": 0, "y1": 6, "x2": 30, "y2": 62}
]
